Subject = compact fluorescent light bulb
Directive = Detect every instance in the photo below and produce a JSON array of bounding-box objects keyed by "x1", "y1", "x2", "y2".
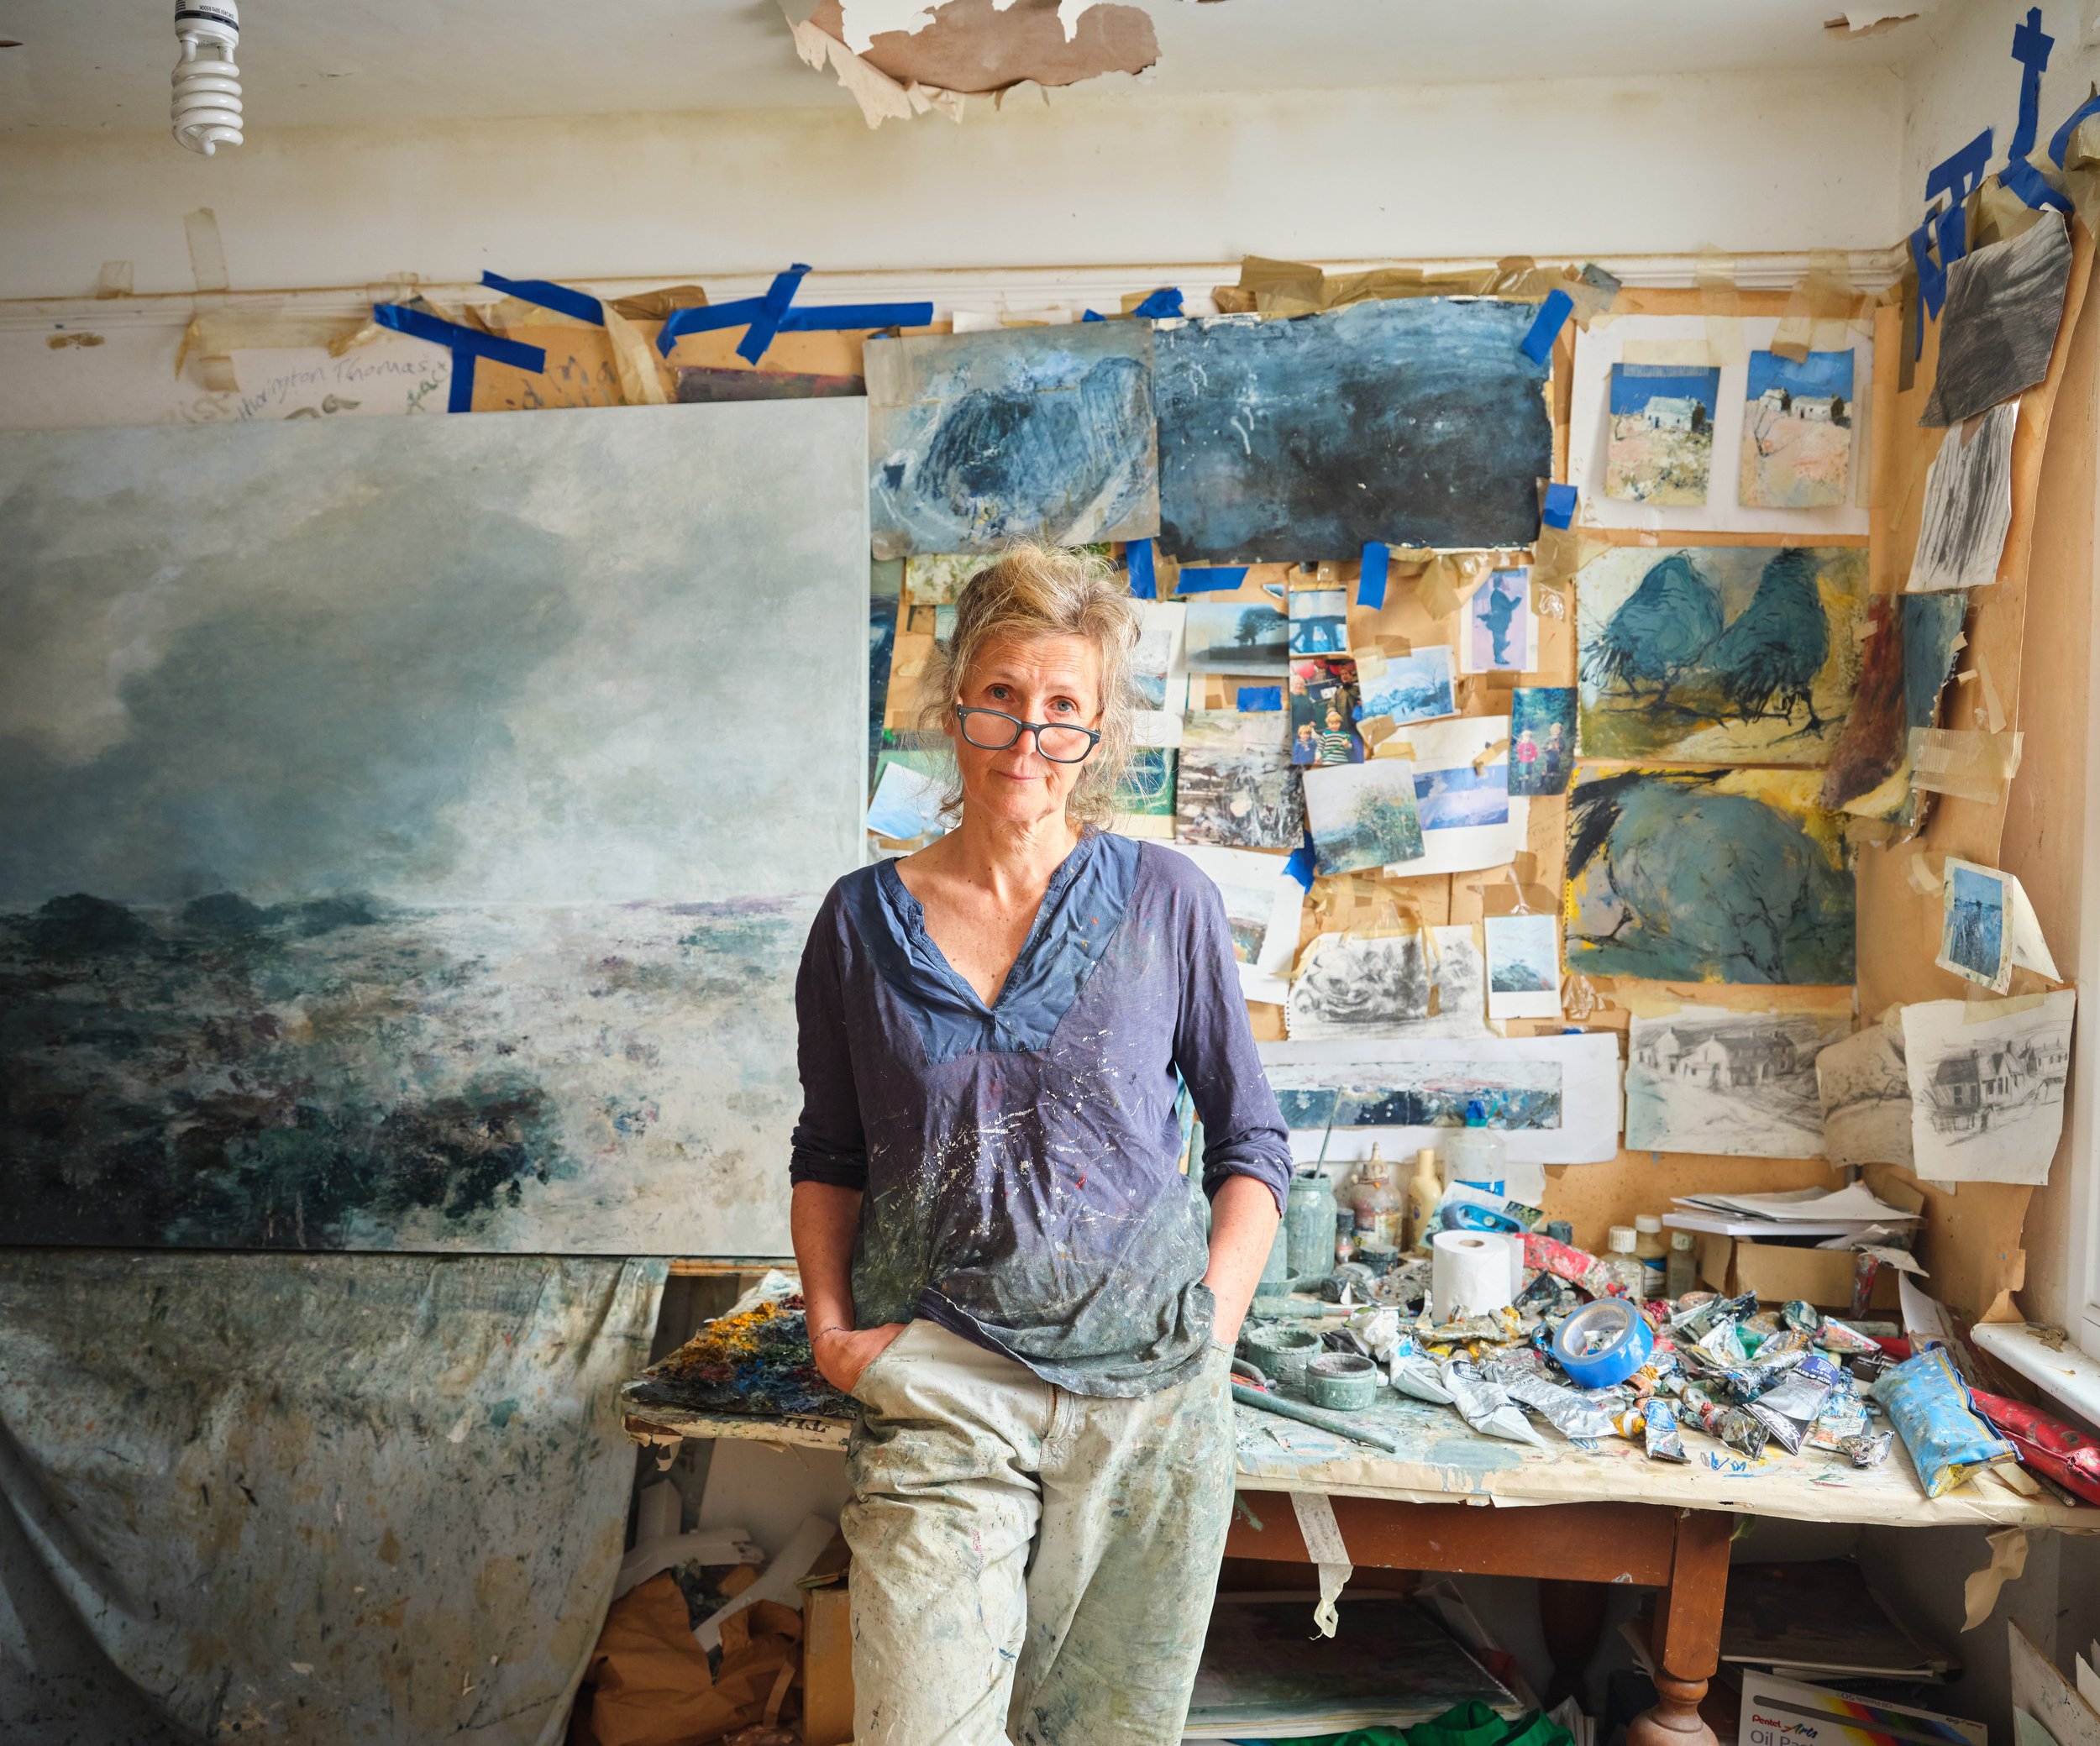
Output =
[{"x1": 172, "y1": 2, "x2": 243, "y2": 155}]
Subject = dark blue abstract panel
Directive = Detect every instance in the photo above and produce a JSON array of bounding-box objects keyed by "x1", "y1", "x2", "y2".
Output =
[
  {"x1": 1154, "y1": 300, "x2": 1552, "y2": 561},
  {"x1": 866, "y1": 323, "x2": 1159, "y2": 558}
]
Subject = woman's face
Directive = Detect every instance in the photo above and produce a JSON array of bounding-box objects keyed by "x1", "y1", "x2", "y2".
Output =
[{"x1": 948, "y1": 632, "x2": 1104, "y2": 831}]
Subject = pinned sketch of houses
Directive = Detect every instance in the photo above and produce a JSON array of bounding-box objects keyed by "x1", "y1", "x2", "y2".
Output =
[
  {"x1": 1925, "y1": 1034, "x2": 2069, "y2": 1139},
  {"x1": 1624, "y1": 1005, "x2": 1849, "y2": 1157}
]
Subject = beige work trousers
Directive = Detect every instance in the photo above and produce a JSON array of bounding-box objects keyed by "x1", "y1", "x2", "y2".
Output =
[{"x1": 842, "y1": 1319, "x2": 1237, "y2": 1746}]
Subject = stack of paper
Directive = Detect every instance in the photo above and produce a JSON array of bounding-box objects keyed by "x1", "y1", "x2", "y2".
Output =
[{"x1": 1663, "y1": 1184, "x2": 1922, "y2": 1240}]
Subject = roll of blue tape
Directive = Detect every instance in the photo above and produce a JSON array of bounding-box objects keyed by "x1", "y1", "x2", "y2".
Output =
[
  {"x1": 1551, "y1": 1299, "x2": 1655, "y2": 1389},
  {"x1": 1442, "y1": 1202, "x2": 1525, "y2": 1236}
]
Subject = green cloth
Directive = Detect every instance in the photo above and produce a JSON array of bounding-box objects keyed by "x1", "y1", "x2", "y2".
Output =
[{"x1": 1235, "y1": 1701, "x2": 1578, "y2": 1746}]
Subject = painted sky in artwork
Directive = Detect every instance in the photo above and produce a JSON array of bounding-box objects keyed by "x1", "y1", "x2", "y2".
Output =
[
  {"x1": 1154, "y1": 300, "x2": 1552, "y2": 560},
  {"x1": 0, "y1": 402, "x2": 870, "y2": 1254}
]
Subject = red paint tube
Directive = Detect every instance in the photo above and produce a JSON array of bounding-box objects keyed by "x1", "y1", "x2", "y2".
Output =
[{"x1": 1970, "y1": 1389, "x2": 2100, "y2": 1507}]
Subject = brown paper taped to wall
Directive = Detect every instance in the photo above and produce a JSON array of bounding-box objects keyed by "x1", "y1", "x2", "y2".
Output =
[{"x1": 1908, "y1": 727, "x2": 2024, "y2": 801}]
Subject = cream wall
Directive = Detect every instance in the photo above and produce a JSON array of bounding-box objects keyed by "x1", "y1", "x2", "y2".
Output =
[{"x1": 0, "y1": 68, "x2": 1904, "y2": 302}]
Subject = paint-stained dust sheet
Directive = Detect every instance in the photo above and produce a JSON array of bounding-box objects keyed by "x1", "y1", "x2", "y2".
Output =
[{"x1": 0, "y1": 1251, "x2": 664, "y2": 1744}]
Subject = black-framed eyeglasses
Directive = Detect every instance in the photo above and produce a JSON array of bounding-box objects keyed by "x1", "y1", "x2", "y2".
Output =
[{"x1": 953, "y1": 705, "x2": 1100, "y2": 764}]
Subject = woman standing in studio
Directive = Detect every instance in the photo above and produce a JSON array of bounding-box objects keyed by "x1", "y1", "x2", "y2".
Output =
[{"x1": 788, "y1": 543, "x2": 1291, "y2": 1746}]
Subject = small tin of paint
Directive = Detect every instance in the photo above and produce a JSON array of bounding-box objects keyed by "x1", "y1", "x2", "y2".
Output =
[
  {"x1": 1305, "y1": 1352, "x2": 1380, "y2": 1412},
  {"x1": 1240, "y1": 1324, "x2": 1323, "y2": 1389}
]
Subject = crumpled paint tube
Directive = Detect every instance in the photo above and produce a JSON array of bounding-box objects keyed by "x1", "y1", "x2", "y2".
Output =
[
  {"x1": 1643, "y1": 1397, "x2": 1688, "y2": 1463},
  {"x1": 1841, "y1": 1430, "x2": 1893, "y2": 1469},
  {"x1": 1485, "y1": 1364, "x2": 1620, "y2": 1442},
  {"x1": 1814, "y1": 1317, "x2": 1882, "y2": 1356},
  {"x1": 1682, "y1": 1384, "x2": 1770, "y2": 1459},
  {"x1": 1671, "y1": 1292, "x2": 1756, "y2": 1343},
  {"x1": 1349, "y1": 1307, "x2": 1457, "y2": 1405},
  {"x1": 1523, "y1": 1233, "x2": 1598, "y2": 1285},
  {"x1": 1782, "y1": 1298, "x2": 1822, "y2": 1334},
  {"x1": 1871, "y1": 1349, "x2": 2019, "y2": 1498},
  {"x1": 1750, "y1": 1327, "x2": 1811, "y2": 1366},
  {"x1": 1971, "y1": 1387, "x2": 2100, "y2": 1507},
  {"x1": 1803, "y1": 1388, "x2": 1872, "y2": 1453},
  {"x1": 1745, "y1": 1354, "x2": 1843, "y2": 1454},
  {"x1": 1440, "y1": 1355, "x2": 1546, "y2": 1447}
]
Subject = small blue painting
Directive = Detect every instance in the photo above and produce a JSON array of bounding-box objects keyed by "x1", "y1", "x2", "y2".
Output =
[
  {"x1": 1359, "y1": 648, "x2": 1458, "y2": 726},
  {"x1": 1154, "y1": 301, "x2": 1553, "y2": 560},
  {"x1": 1941, "y1": 863, "x2": 2006, "y2": 984},
  {"x1": 1415, "y1": 764, "x2": 1512, "y2": 831},
  {"x1": 867, "y1": 323, "x2": 1159, "y2": 559}
]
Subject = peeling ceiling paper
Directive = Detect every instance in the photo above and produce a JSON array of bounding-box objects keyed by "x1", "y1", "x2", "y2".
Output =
[{"x1": 812, "y1": 0, "x2": 1158, "y2": 95}]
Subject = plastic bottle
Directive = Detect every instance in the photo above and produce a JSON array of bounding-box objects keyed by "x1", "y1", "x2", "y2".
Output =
[
  {"x1": 1592, "y1": 1225, "x2": 1651, "y2": 1299},
  {"x1": 1634, "y1": 1214, "x2": 1668, "y2": 1295},
  {"x1": 1666, "y1": 1230, "x2": 1698, "y2": 1299},
  {"x1": 1442, "y1": 1100, "x2": 1507, "y2": 1195},
  {"x1": 1404, "y1": 1146, "x2": 1442, "y2": 1251},
  {"x1": 1349, "y1": 1147, "x2": 1404, "y2": 1250}
]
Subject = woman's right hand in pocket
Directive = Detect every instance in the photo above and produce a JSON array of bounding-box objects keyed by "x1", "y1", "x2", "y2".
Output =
[{"x1": 813, "y1": 1321, "x2": 909, "y2": 1394}]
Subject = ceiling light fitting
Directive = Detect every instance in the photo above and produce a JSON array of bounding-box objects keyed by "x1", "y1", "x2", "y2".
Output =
[{"x1": 172, "y1": 2, "x2": 243, "y2": 156}]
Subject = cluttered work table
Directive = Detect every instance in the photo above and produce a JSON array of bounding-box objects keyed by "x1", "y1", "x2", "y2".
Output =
[{"x1": 622, "y1": 1261, "x2": 2090, "y2": 1746}]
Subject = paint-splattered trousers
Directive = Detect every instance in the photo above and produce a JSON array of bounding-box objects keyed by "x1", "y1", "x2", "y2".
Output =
[{"x1": 842, "y1": 1319, "x2": 1237, "y2": 1746}]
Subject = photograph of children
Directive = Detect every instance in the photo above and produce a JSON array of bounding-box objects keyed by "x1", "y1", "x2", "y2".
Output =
[
  {"x1": 1289, "y1": 658, "x2": 1364, "y2": 766},
  {"x1": 1289, "y1": 587, "x2": 1350, "y2": 655},
  {"x1": 1462, "y1": 566, "x2": 1535, "y2": 674},
  {"x1": 1358, "y1": 647, "x2": 1459, "y2": 727},
  {"x1": 1508, "y1": 687, "x2": 1576, "y2": 796}
]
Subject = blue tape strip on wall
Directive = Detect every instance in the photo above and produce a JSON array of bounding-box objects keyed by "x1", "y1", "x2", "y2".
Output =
[
  {"x1": 1237, "y1": 685, "x2": 1282, "y2": 712},
  {"x1": 1175, "y1": 566, "x2": 1249, "y2": 594},
  {"x1": 1284, "y1": 830, "x2": 1317, "y2": 891},
  {"x1": 480, "y1": 270, "x2": 605, "y2": 326},
  {"x1": 1358, "y1": 542, "x2": 1389, "y2": 611},
  {"x1": 1126, "y1": 538, "x2": 1157, "y2": 600},
  {"x1": 1130, "y1": 286, "x2": 1184, "y2": 319},
  {"x1": 1541, "y1": 482, "x2": 1578, "y2": 530},
  {"x1": 1519, "y1": 288, "x2": 1574, "y2": 365},
  {"x1": 371, "y1": 303, "x2": 547, "y2": 413},
  {"x1": 654, "y1": 264, "x2": 933, "y2": 359}
]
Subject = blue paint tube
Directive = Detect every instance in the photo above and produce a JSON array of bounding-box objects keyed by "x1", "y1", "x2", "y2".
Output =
[{"x1": 1870, "y1": 1347, "x2": 2019, "y2": 1498}]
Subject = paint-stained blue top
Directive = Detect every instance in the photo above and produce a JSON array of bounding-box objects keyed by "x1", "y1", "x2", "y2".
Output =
[
  {"x1": 1154, "y1": 301, "x2": 1553, "y2": 561},
  {"x1": 790, "y1": 834, "x2": 1294, "y2": 1397}
]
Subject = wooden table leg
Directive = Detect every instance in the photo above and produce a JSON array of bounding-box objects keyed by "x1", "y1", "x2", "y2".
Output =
[{"x1": 1629, "y1": 1510, "x2": 1732, "y2": 1746}]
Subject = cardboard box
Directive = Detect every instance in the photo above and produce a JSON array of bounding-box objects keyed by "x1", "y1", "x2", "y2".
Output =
[
  {"x1": 1740, "y1": 1669, "x2": 1984, "y2": 1746},
  {"x1": 801, "y1": 1579, "x2": 853, "y2": 1746},
  {"x1": 1693, "y1": 1235, "x2": 1899, "y2": 1312}
]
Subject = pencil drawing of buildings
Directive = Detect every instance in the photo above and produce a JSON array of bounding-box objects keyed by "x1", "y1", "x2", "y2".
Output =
[{"x1": 1925, "y1": 1034, "x2": 2067, "y2": 1139}]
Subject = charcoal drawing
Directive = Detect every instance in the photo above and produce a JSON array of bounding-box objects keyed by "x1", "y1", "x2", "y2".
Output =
[
  {"x1": 1153, "y1": 300, "x2": 1553, "y2": 560},
  {"x1": 1907, "y1": 401, "x2": 2016, "y2": 593},
  {"x1": 1921, "y1": 211, "x2": 2073, "y2": 427},
  {"x1": 1625, "y1": 1007, "x2": 1851, "y2": 1157},
  {"x1": 1815, "y1": 1020, "x2": 1912, "y2": 1167},
  {"x1": 1565, "y1": 768, "x2": 1855, "y2": 986},
  {"x1": 867, "y1": 323, "x2": 1158, "y2": 557},
  {"x1": 1818, "y1": 592, "x2": 1967, "y2": 815},
  {"x1": 1284, "y1": 932, "x2": 1431, "y2": 1040},
  {"x1": 1577, "y1": 545, "x2": 1867, "y2": 763},
  {"x1": 1903, "y1": 990, "x2": 2076, "y2": 1184}
]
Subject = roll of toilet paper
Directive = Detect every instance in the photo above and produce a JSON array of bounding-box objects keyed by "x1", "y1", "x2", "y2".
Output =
[{"x1": 1431, "y1": 1230, "x2": 1516, "y2": 1323}]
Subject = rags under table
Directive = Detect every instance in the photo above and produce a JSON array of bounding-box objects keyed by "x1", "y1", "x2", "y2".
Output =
[{"x1": 622, "y1": 1353, "x2": 2090, "y2": 1746}]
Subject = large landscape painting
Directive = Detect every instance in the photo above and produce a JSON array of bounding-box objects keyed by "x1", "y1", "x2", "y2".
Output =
[{"x1": 0, "y1": 401, "x2": 869, "y2": 1253}]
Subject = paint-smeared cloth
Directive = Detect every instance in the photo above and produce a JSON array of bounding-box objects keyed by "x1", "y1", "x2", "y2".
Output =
[
  {"x1": 0, "y1": 1251, "x2": 664, "y2": 1745},
  {"x1": 790, "y1": 831, "x2": 1293, "y2": 1397}
]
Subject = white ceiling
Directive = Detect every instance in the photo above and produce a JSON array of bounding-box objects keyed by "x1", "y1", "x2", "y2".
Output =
[{"x1": 0, "y1": 0, "x2": 1927, "y2": 137}]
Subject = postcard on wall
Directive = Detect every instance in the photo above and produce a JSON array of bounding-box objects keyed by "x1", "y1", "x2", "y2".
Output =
[
  {"x1": 1289, "y1": 658, "x2": 1364, "y2": 766},
  {"x1": 1565, "y1": 767, "x2": 1855, "y2": 987},
  {"x1": 1114, "y1": 747, "x2": 1177, "y2": 839},
  {"x1": 1922, "y1": 211, "x2": 2072, "y2": 428},
  {"x1": 1575, "y1": 544, "x2": 1868, "y2": 764},
  {"x1": 1257, "y1": 1032, "x2": 1624, "y2": 1165},
  {"x1": 1907, "y1": 401, "x2": 2016, "y2": 594},
  {"x1": 1383, "y1": 714, "x2": 1529, "y2": 878},
  {"x1": 866, "y1": 323, "x2": 1158, "y2": 558},
  {"x1": 1483, "y1": 913, "x2": 1561, "y2": 1021},
  {"x1": 1739, "y1": 350, "x2": 1856, "y2": 509},
  {"x1": 1159, "y1": 842, "x2": 1304, "y2": 988},
  {"x1": 1606, "y1": 363, "x2": 1721, "y2": 504},
  {"x1": 1184, "y1": 598, "x2": 1290, "y2": 674},
  {"x1": 1289, "y1": 588, "x2": 1350, "y2": 656},
  {"x1": 1816, "y1": 1017, "x2": 1912, "y2": 1168},
  {"x1": 1460, "y1": 567, "x2": 1535, "y2": 674},
  {"x1": 1175, "y1": 723, "x2": 1302, "y2": 850},
  {"x1": 1303, "y1": 759, "x2": 1425, "y2": 877},
  {"x1": 1901, "y1": 989, "x2": 2076, "y2": 1184},
  {"x1": 1358, "y1": 647, "x2": 1458, "y2": 727},
  {"x1": 1508, "y1": 689, "x2": 1575, "y2": 796},
  {"x1": 1131, "y1": 600, "x2": 1189, "y2": 747},
  {"x1": 1937, "y1": 857, "x2": 2059, "y2": 994},
  {"x1": 1626, "y1": 1004, "x2": 1852, "y2": 1158}
]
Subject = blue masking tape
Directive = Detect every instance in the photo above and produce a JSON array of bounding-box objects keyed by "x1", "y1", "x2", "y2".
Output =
[
  {"x1": 655, "y1": 267, "x2": 933, "y2": 359},
  {"x1": 1237, "y1": 685, "x2": 1282, "y2": 712},
  {"x1": 1081, "y1": 309, "x2": 1106, "y2": 322},
  {"x1": 480, "y1": 270, "x2": 603, "y2": 325},
  {"x1": 1551, "y1": 1300, "x2": 1655, "y2": 1389},
  {"x1": 735, "y1": 264, "x2": 812, "y2": 364},
  {"x1": 2049, "y1": 89, "x2": 2100, "y2": 165},
  {"x1": 2004, "y1": 8, "x2": 2074, "y2": 212},
  {"x1": 1126, "y1": 538, "x2": 1157, "y2": 600},
  {"x1": 1441, "y1": 1202, "x2": 1524, "y2": 1236},
  {"x1": 1284, "y1": 829, "x2": 1316, "y2": 891},
  {"x1": 1542, "y1": 483, "x2": 1578, "y2": 529},
  {"x1": 371, "y1": 304, "x2": 546, "y2": 413},
  {"x1": 1131, "y1": 286, "x2": 1184, "y2": 319},
  {"x1": 1176, "y1": 566, "x2": 1250, "y2": 594},
  {"x1": 1358, "y1": 542, "x2": 1389, "y2": 611},
  {"x1": 1520, "y1": 288, "x2": 1574, "y2": 364}
]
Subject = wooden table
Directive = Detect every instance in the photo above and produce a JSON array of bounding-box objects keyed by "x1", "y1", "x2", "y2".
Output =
[{"x1": 624, "y1": 1385, "x2": 2089, "y2": 1746}]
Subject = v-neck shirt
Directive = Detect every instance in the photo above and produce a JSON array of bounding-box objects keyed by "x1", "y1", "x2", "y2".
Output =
[{"x1": 789, "y1": 831, "x2": 1293, "y2": 1397}]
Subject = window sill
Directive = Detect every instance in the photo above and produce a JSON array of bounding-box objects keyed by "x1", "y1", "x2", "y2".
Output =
[{"x1": 1971, "y1": 1322, "x2": 2100, "y2": 1434}]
